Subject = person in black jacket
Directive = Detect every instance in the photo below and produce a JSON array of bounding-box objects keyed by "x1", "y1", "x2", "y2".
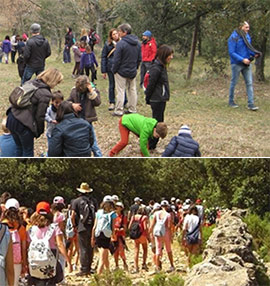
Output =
[
  {"x1": 162, "y1": 125, "x2": 201, "y2": 157},
  {"x1": 145, "y1": 45, "x2": 174, "y2": 150},
  {"x1": 111, "y1": 23, "x2": 141, "y2": 116},
  {"x1": 63, "y1": 27, "x2": 74, "y2": 63},
  {"x1": 101, "y1": 28, "x2": 120, "y2": 111},
  {"x1": 21, "y1": 23, "x2": 51, "y2": 84}
]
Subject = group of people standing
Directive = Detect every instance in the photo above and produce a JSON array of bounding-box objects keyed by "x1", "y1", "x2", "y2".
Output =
[{"x1": 0, "y1": 185, "x2": 206, "y2": 286}]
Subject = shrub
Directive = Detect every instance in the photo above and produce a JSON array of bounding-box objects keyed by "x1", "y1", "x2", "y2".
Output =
[
  {"x1": 92, "y1": 269, "x2": 132, "y2": 286},
  {"x1": 148, "y1": 272, "x2": 184, "y2": 286}
]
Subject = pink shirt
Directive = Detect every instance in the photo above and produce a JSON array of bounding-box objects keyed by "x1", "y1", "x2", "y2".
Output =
[
  {"x1": 53, "y1": 212, "x2": 65, "y2": 224},
  {"x1": 27, "y1": 224, "x2": 62, "y2": 249}
]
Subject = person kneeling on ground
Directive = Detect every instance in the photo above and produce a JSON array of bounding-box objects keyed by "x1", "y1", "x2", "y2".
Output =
[
  {"x1": 48, "y1": 101, "x2": 94, "y2": 157},
  {"x1": 162, "y1": 125, "x2": 201, "y2": 157},
  {"x1": 109, "y1": 113, "x2": 167, "y2": 157}
]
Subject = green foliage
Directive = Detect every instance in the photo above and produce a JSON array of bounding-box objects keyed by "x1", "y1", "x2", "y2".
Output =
[
  {"x1": 93, "y1": 269, "x2": 132, "y2": 286},
  {"x1": 148, "y1": 272, "x2": 184, "y2": 286},
  {"x1": 244, "y1": 213, "x2": 270, "y2": 262}
]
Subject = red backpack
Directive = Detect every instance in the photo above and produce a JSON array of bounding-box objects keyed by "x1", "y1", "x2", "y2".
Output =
[{"x1": 143, "y1": 71, "x2": 150, "y2": 91}]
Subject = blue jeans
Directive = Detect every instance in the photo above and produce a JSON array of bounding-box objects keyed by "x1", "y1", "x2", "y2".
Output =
[
  {"x1": 11, "y1": 127, "x2": 35, "y2": 157},
  {"x1": 229, "y1": 63, "x2": 254, "y2": 107},
  {"x1": 90, "y1": 124, "x2": 102, "y2": 157},
  {"x1": 63, "y1": 45, "x2": 71, "y2": 63},
  {"x1": 107, "y1": 71, "x2": 115, "y2": 104},
  {"x1": 22, "y1": 65, "x2": 44, "y2": 85}
]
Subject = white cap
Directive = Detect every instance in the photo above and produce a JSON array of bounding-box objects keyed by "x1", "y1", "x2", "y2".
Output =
[
  {"x1": 116, "y1": 202, "x2": 124, "y2": 208},
  {"x1": 103, "y1": 195, "x2": 112, "y2": 203},
  {"x1": 53, "y1": 196, "x2": 65, "y2": 205},
  {"x1": 134, "y1": 197, "x2": 142, "y2": 202},
  {"x1": 171, "y1": 197, "x2": 176, "y2": 202},
  {"x1": 160, "y1": 200, "x2": 169, "y2": 207},
  {"x1": 183, "y1": 204, "x2": 190, "y2": 211},
  {"x1": 153, "y1": 203, "x2": 161, "y2": 210},
  {"x1": 112, "y1": 195, "x2": 119, "y2": 201},
  {"x1": 5, "y1": 198, "x2": 20, "y2": 210}
]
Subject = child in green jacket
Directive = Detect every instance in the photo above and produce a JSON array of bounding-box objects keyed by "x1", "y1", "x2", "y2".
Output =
[{"x1": 109, "y1": 113, "x2": 167, "y2": 157}]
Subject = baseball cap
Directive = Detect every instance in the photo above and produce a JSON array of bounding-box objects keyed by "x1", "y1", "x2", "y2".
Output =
[
  {"x1": 112, "y1": 195, "x2": 119, "y2": 201},
  {"x1": 134, "y1": 197, "x2": 142, "y2": 202},
  {"x1": 153, "y1": 203, "x2": 161, "y2": 210},
  {"x1": 116, "y1": 202, "x2": 124, "y2": 208},
  {"x1": 160, "y1": 200, "x2": 169, "y2": 207},
  {"x1": 53, "y1": 196, "x2": 65, "y2": 205},
  {"x1": 5, "y1": 198, "x2": 20, "y2": 210},
  {"x1": 142, "y1": 30, "x2": 152, "y2": 37},
  {"x1": 36, "y1": 201, "x2": 51, "y2": 215},
  {"x1": 103, "y1": 195, "x2": 112, "y2": 203}
]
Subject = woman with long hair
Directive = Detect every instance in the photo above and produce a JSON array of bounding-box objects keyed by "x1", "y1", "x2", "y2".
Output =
[
  {"x1": 6, "y1": 68, "x2": 63, "y2": 156},
  {"x1": 101, "y1": 28, "x2": 120, "y2": 111},
  {"x1": 145, "y1": 45, "x2": 174, "y2": 150}
]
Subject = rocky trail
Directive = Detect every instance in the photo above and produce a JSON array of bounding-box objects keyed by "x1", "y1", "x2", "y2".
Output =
[{"x1": 65, "y1": 237, "x2": 188, "y2": 285}]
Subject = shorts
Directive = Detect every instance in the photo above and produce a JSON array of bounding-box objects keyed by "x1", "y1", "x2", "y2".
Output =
[
  {"x1": 135, "y1": 234, "x2": 148, "y2": 245},
  {"x1": 95, "y1": 232, "x2": 111, "y2": 249}
]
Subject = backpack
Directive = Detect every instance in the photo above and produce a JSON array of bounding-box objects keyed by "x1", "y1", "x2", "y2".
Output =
[
  {"x1": 79, "y1": 197, "x2": 95, "y2": 226},
  {"x1": 10, "y1": 228, "x2": 22, "y2": 264},
  {"x1": 129, "y1": 215, "x2": 143, "y2": 240},
  {"x1": 28, "y1": 224, "x2": 57, "y2": 279},
  {"x1": 95, "y1": 210, "x2": 113, "y2": 238},
  {"x1": 143, "y1": 71, "x2": 150, "y2": 91},
  {"x1": 153, "y1": 212, "x2": 168, "y2": 237},
  {"x1": 9, "y1": 81, "x2": 38, "y2": 109},
  {"x1": 185, "y1": 219, "x2": 201, "y2": 245},
  {"x1": 65, "y1": 210, "x2": 75, "y2": 239},
  {"x1": 0, "y1": 224, "x2": 8, "y2": 277}
]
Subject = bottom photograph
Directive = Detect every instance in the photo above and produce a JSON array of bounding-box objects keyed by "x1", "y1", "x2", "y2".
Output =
[{"x1": 0, "y1": 158, "x2": 269, "y2": 286}]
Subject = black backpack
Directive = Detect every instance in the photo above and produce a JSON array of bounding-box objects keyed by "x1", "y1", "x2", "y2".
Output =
[
  {"x1": 129, "y1": 215, "x2": 143, "y2": 240},
  {"x1": 79, "y1": 197, "x2": 95, "y2": 225}
]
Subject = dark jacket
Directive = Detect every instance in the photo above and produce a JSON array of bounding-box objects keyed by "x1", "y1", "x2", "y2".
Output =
[
  {"x1": 80, "y1": 52, "x2": 98, "y2": 70},
  {"x1": 111, "y1": 34, "x2": 141, "y2": 79},
  {"x1": 48, "y1": 113, "x2": 92, "y2": 157},
  {"x1": 24, "y1": 35, "x2": 51, "y2": 68},
  {"x1": 9, "y1": 79, "x2": 52, "y2": 138},
  {"x1": 65, "y1": 32, "x2": 74, "y2": 48},
  {"x1": 145, "y1": 59, "x2": 170, "y2": 103},
  {"x1": 101, "y1": 41, "x2": 116, "y2": 73},
  {"x1": 162, "y1": 134, "x2": 201, "y2": 157},
  {"x1": 67, "y1": 88, "x2": 101, "y2": 123}
]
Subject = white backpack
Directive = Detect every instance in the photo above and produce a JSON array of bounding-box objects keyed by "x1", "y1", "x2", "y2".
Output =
[
  {"x1": 28, "y1": 224, "x2": 57, "y2": 279},
  {"x1": 95, "y1": 210, "x2": 113, "y2": 238},
  {"x1": 153, "y1": 211, "x2": 169, "y2": 237}
]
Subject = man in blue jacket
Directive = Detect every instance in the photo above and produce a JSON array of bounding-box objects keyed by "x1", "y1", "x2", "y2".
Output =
[
  {"x1": 112, "y1": 23, "x2": 141, "y2": 116},
  {"x1": 228, "y1": 21, "x2": 259, "y2": 110}
]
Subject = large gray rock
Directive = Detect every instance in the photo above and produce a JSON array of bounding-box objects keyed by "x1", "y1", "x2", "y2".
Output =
[{"x1": 184, "y1": 209, "x2": 263, "y2": 286}]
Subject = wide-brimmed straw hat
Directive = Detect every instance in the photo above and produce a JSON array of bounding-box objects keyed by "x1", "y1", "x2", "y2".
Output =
[{"x1": 77, "y1": 182, "x2": 93, "y2": 193}]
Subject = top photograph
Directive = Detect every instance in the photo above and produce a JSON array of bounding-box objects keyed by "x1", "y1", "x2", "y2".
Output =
[{"x1": 0, "y1": 0, "x2": 269, "y2": 158}]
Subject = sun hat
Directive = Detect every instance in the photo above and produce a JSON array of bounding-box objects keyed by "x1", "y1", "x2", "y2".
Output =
[
  {"x1": 134, "y1": 197, "x2": 142, "y2": 202},
  {"x1": 116, "y1": 202, "x2": 124, "y2": 208},
  {"x1": 142, "y1": 30, "x2": 152, "y2": 37},
  {"x1": 30, "y1": 23, "x2": 41, "y2": 34},
  {"x1": 103, "y1": 195, "x2": 112, "y2": 203},
  {"x1": 36, "y1": 201, "x2": 50, "y2": 215},
  {"x1": 178, "y1": 125, "x2": 191, "y2": 135},
  {"x1": 77, "y1": 182, "x2": 93, "y2": 193},
  {"x1": 53, "y1": 196, "x2": 65, "y2": 205},
  {"x1": 112, "y1": 195, "x2": 119, "y2": 201},
  {"x1": 5, "y1": 198, "x2": 20, "y2": 210},
  {"x1": 171, "y1": 197, "x2": 176, "y2": 202}
]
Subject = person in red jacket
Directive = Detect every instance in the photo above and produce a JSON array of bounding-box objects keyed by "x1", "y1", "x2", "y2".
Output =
[{"x1": 140, "y1": 30, "x2": 157, "y2": 88}]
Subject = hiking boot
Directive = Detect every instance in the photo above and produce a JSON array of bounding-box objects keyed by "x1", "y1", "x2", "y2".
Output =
[
  {"x1": 228, "y1": 102, "x2": 239, "y2": 108},
  {"x1": 248, "y1": 105, "x2": 259, "y2": 111},
  {"x1": 108, "y1": 103, "x2": 115, "y2": 111}
]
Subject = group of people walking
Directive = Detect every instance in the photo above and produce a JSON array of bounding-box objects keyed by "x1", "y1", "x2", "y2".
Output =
[{"x1": 0, "y1": 185, "x2": 206, "y2": 286}]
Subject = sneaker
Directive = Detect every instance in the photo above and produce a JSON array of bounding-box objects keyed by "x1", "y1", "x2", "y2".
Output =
[
  {"x1": 229, "y1": 102, "x2": 239, "y2": 108},
  {"x1": 142, "y1": 264, "x2": 149, "y2": 271},
  {"x1": 108, "y1": 103, "x2": 115, "y2": 111},
  {"x1": 76, "y1": 271, "x2": 90, "y2": 277},
  {"x1": 124, "y1": 110, "x2": 134, "y2": 114},
  {"x1": 167, "y1": 266, "x2": 175, "y2": 273},
  {"x1": 248, "y1": 105, "x2": 259, "y2": 111},
  {"x1": 112, "y1": 112, "x2": 123, "y2": 117}
]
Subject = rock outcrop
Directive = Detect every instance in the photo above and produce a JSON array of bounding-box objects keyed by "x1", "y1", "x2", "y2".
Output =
[{"x1": 185, "y1": 209, "x2": 268, "y2": 286}]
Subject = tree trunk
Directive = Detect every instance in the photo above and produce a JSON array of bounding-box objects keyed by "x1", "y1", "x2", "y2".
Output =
[
  {"x1": 255, "y1": 36, "x2": 267, "y2": 82},
  {"x1": 187, "y1": 16, "x2": 200, "y2": 80}
]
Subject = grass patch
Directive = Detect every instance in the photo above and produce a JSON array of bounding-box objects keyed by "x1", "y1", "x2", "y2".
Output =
[{"x1": 0, "y1": 43, "x2": 270, "y2": 157}]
